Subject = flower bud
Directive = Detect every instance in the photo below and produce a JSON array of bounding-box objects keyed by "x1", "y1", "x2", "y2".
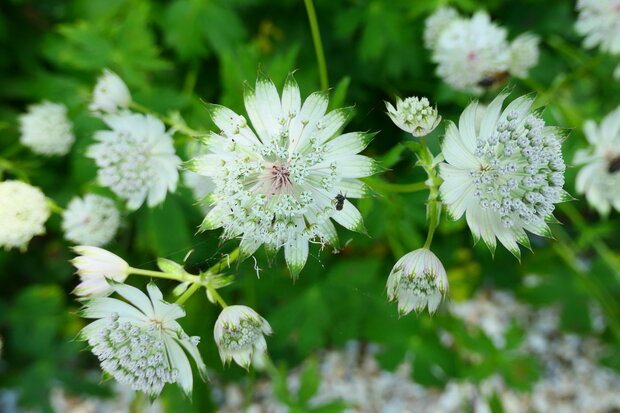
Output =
[
  {"x1": 214, "y1": 305, "x2": 272, "y2": 369},
  {"x1": 89, "y1": 69, "x2": 131, "y2": 114},
  {"x1": 387, "y1": 248, "x2": 448, "y2": 315},
  {"x1": 71, "y1": 246, "x2": 130, "y2": 298},
  {"x1": 386, "y1": 96, "x2": 441, "y2": 137}
]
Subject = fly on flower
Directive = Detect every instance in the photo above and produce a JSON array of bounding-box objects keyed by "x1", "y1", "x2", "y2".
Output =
[
  {"x1": 438, "y1": 92, "x2": 571, "y2": 258},
  {"x1": 186, "y1": 73, "x2": 380, "y2": 277}
]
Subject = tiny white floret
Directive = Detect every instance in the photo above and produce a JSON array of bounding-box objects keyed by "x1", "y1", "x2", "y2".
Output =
[
  {"x1": 71, "y1": 246, "x2": 130, "y2": 298},
  {"x1": 90, "y1": 69, "x2": 132, "y2": 114}
]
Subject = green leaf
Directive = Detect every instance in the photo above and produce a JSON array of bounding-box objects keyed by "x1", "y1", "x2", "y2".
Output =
[
  {"x1": 157, "y1": 257, "x2": 186, "y2": 277},
  {"x1": 297, "y1": 358, "x2": 320, "y2": 405}
]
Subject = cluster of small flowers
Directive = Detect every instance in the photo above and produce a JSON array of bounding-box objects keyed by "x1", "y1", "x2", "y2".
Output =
[
  {"x1": 18, "y1": 101, "x2": 75, "y2": 156},
  {"x1": 575, "y1": 0, "x2": 620, "y2": 78},
  {"x1": 188, "y1": 74, "x2": 377, "y2": 275},
  {"x1": 212, "y1": 291, "x2": 620, "y2": 413},
  {"x1": 0, "y1": 180, "x2": 50, "y2": 250},
  {"x1": 424, "y1": 7, "x2": 540, "y2": 93},
  {"x1": 385, "y1": 96, "x2": 441, "y2": 136},
  {"x1": 62, "y1": 194, "x2": 120, "y2": 247}
]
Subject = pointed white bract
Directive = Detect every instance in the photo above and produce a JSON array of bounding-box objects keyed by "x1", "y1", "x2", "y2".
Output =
[
  {"x1": 0, "y1": 180, "x2": 50, "y2": 250},
  {"x1": 439, "y1": 93, "x2": 568, "y2": 258},
  {"x1": 187, "y1": 74, "x2": 378, "y2": 276},
  {"x1": 87, "y1": 112, "x2": 180, "y2": 210},
  {"x1": 387, "y1": 248, "x2": 448, "y2": 315},
  {"x1": 90, "y1": 69, "x2": 132, "y2": 114},
  {"x1": 574, "y1": 105, "x2": 620, "y2": 215},
  {"x1": 79, "y1": 282, "x2": 207, "y2": 397},
  {"x1": 62, "y1": 194, "x2": 120, "y2": 247},
  {"x1": 424, "y1": 8, "x2": 540, "y2": 93},
  {"x1": 386, "y1": 96, "x2": 441, "y2": 137},
  {"x1": 71, "y1": 246, "x2": 130, "y2": 298},
  {"x1": 575, "y1": 0, "x2": 620, "y2": 55},
  {"x1": 18, "y1": 101, "x2": 75, "y2": 156},
  {"x1": 214, "y1": 305, "x2": 272, "y2": 369}
]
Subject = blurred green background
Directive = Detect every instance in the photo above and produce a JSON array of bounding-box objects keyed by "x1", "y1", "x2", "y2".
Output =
[{"x1": 1, "y1": 0, "x2": 620, "y2": 411}]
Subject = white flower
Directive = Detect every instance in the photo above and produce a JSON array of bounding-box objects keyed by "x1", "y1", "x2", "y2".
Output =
[
  {"x1": 439, "y1": 92, "x2": 569, "y2": 258},
  {"x1": 187, "y1": 74, "x2": 379, "y2": 276},
  {"x1": 574, "y1": 105, "x2": 620, "y2": 215},
  {"x1": 71, "y1": 246, "x2": 130, "y2": 298},
  {"x1": 0, "y1": 180, "x2": 50, "y2": 250},
  {"x1": 18, "y1": 101, "x2": 74, "y2": 156},
  {"x1": 424, "y1": 6, "x2": 459, "y2": 50},
  {"x1": 387, "y1": 248, "x2": 448, "y2": 315},
  {"x1": 214, "y1": 305, "x2": 272, "y2": 369},
  {"x1": 575, "y1": 0, "x2": 620, "y2": 55},
  {"x1": 79, "y1": 282, "x2": 207, "y2": 397},
  {"x1": 90, "y1": 69, "x2": 132, "y2": 114},
  {"x1": 62, "y1": 194, "x2": 120, "y2": 247},
  {"x1": 386, "y1": 96, "x2": 441, "y2": 137},
  {"x1": 87, "y1": 112, "x2": 180, "y2": 210},
  {"x1": 183, "y1": 171, "x2": 215, "y2": 213},
  {"x1": 429, "y1": 11, "x2": 511, "y2": 94},
  {"x1": 509, "y1": 33, "x2": 540, "y2": 78}
]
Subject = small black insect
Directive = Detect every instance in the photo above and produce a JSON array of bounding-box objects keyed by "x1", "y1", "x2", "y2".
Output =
[
  {"x1": 334, "y1": 193, "x2": 346, "y2": 211},
  {"x1": 477, "y1": 71, "x2": 509, "y2": 88},
  {"x1": 608, "y1": 156, "x2": 620, "y2": 174}
]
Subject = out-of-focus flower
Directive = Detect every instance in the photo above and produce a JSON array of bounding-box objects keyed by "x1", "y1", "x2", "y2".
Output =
[
  {"x1": 575, "y1": 0, "x2": 620, "y2": 55},
  {"x1": 71, "y1": 246, "x2": 130, "y2": 298},
  {"x1": 214, "y1": 305, "x2": 272, "y2": 369},
  {"x1": 62, "y1": 194, "x2": 120, "y2": 247},
  {"x1": 186, "y1": 73, "x2": 378, "y2": 276},
  {"x1": 386, "y1": 96, "x2": 441, "y2": 137},
  {"x1": 87, "y1": 112, "x2": 180, "y2": 210},
  {"x1": 424, "y1": 9, "x2": 540, "y2": 93},
  {"x1": 0, "y1": 180, "x2": 50, "y2": 250},
  {"x1": 509, "y1": 33, "x2": 540, "y2": 78},
  {"x1": 423, "y1": 6, "x2": 459, "y2": 50},
  {"x1": 89, "y1": 69, "x2": 132, "y2": 114},
  {"x1": 387, "y1": 248, "x2": 448, "y2": 315},
  {"x1": 79, "y1": 282, "x2": 207, "y2": 397},
  {"x1": 18, "y1": 101, "x2": 74, "y2": 156},
  {"x1": 574, "y1": 105, "x2": 620, "y2": 215},
  {"x1": 439, "y1": 92, "x2": 569, "y2": 258}
]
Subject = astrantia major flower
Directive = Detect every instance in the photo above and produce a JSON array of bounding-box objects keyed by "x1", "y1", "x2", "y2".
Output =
[
  {"x1": 575, "y1": 0, "x2": 620, "y2": 55},
  {"x1": 214, "y1": 305, "x2": 272, "y2": 369},
  {"x1": 387, "y1": 248, "x2": 448, "y2": 315},
  {"x1": 386, "y1": 96, "x2": 441, "y2": 137},
  {"x1": 425, "y1": 9, "x2": 540, "y2": 94},
  {"x1": 0, "y1": 180, "x2": 50, "y2": 250},
  {"x1": 439, "y1": 92, "x2": 569, "y2": 258},
  {"x1": 62, "y1": 194, "x2": 120, "y2": 247},
  {"x1": 18, "y1": 101, "x2": 74, "y2": 156},
  {"x1": 187, "y1": 74, "x2": 379, "y2": 276},
  {"x1": 574, "y1": 105, "x2": 620, "y2": 215},
  {"x1": 87, "y1": 112, "x2": 180, "y2": 210},
  {"x1": 90, "y1": 69, "x2": 132, "y2": 114},
  {"x1": 79, "y1": 282, "x2": 207, "y2": 397},
  {"x1": 71, "y1": 246, "x2": 130, "y2": 298}
]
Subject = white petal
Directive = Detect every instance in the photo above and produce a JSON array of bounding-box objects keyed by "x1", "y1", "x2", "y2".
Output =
[
  {"x1": 458, "y1": 101, "x2": 479, "y2": 152},
  {"x1": 442, "y1": 121, "x2": 478, "y2": 169},
  {"x1": 332, "y1": 200, "x2": 366, "y2": 233},
  {"x1": 479, "y1": 92, "x2": 508, "y2": 140},
  {"x1": 164, "y1": 336, "x2": 194, "y2": 396},
  {"x1": 112, "y1": 282, "x2": 154, "y2": 317},
  {"x1": 284, "y1": 237, "x2": 309, "y2": 277}
]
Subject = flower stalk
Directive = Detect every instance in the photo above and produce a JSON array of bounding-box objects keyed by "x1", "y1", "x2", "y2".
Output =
[{"x1": 303, "y1": 0, "x2": 329, "y2": 90}]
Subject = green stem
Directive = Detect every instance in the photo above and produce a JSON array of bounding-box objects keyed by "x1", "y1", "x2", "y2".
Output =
[
  {"x1": 47, "y1": 198, "x2": 64, "y2": 214},
  {"x1": 303, "y1": 0, "x2": 329, "y2": 90},
  {"x1": 415, "y1": 137, "x2": 442, "y2": 249},
  {"x1": 129, "y1": 267, "x2": 194, "y2": 283},
  {"x1": 176, "y1": 283, "x2": 201, "y2": 306},
  {"x1": 130, "y1": 102, "x2": 203, "y2": 138},
  {"x1": 206, "y1": 284, "x2": 228, "y2": 308}
]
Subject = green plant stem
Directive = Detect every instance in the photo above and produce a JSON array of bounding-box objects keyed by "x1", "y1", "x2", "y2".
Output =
[
  {"x1": 303, "y1": 0, "x2": 329, "y2": 90},
  {"x1": 206, "y1": 284, "x2": 228, "y2": 308},
  {"x1": 414, "y1": 137, "x2": 442, "y2": 249},
  {"x1": 130, "y1": 102, "x2": 203, "y2": 138},
  {"x1": 128, "y1": 267, "x2": 194, "y2": 282},
  {"x1": 176, "y1": 283, "x2": 201, "y2": 306}
]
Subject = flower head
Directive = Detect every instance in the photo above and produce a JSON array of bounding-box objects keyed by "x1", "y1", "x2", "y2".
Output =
[
  {"x1": 574, "y1": 105, "x2": 620, "y2": 215},
  {"x1": 62, "y1": 194, "x2": 120, "y2": 247},
  {"x1": 509, "y1": 33, "x2": 540, "y2": 78},
  {"x1": 18, "y1": 101, "x2": 74, "y2": 156},
  {"x1": 0, "y1": 180, "x2": 50, "y2": 250},
  {"x1": 87, "y1": 112, "x2": 180, "y2": 210},
  {"x1": 71, "y1": 246, "x2": 130, "y2": 298},
  {"x1": 439, "y1": 93, "x2": 569, "y2": 258},
  {"x1": 576, "y1": 0, "x2": 620, "y2": 55},
  {"x1": 424, "y1": 6, "x2": 460, "y2": 49},
  {"x1": 387, "y1": 248, "x2": 448, "y2": 315},
  {"x1": 90, "y1": 69, "x2": 132, "y2": 114},
  {"x1": 386, "y1": 96, "x2": 441, "y2": 137},
  {"x1": 79, "y1": 282, "x2": 207, "y2": 397},
  {"x1": 187, "y1": 74, "x2": 379, "y2": 276},
  {"x1": 214, "y1": 305, "x2": 272, "y2": 369}
]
